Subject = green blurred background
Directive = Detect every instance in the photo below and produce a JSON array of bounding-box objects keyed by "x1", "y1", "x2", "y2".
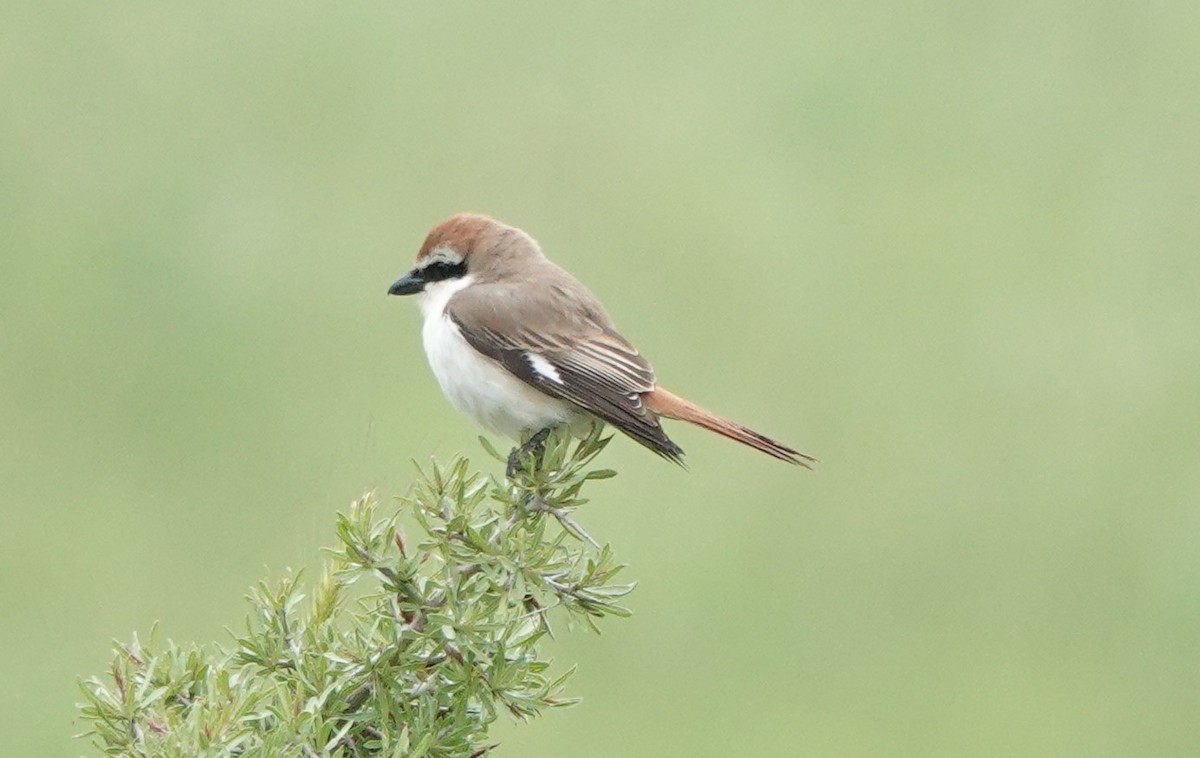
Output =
[{"x1": 3, "y1": 2, "x2": 1198, "y2": 755}]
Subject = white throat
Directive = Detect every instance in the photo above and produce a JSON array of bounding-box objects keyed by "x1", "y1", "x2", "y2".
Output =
[
  {"x1": 417, "y1": 274, "x2": 474, "y2": 321},
  {"x1": 416, "y1": 275, "x2": 580, "y2": 439}
]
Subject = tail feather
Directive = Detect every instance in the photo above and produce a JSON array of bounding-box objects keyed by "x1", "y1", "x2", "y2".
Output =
[{"x1": 643, "y1": 387, "x2": 816, "y2": 468}]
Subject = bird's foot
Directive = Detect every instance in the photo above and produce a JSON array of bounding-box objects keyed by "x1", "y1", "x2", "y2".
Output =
[{"x1": 506, "y1": 426, "x2": 553, "y2": 479}]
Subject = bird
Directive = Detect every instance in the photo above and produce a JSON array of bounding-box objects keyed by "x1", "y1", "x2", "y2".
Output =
[{"x1": 388, "y1": 213, "x2": 814, "y2": 470}]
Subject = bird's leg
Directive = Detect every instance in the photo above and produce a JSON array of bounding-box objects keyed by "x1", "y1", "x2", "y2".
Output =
[{"x1": 506, "y1": 426, "x2": 554, "y2": 479}]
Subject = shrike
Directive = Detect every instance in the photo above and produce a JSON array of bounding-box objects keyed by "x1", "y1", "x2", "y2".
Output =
[{"x1": 388, "y1": 213, "x2": 814, "y2": 469}]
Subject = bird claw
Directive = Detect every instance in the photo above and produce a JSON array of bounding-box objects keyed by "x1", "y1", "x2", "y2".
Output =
[{"x1": 505, "y1": 427, "x2": 553, "y2": 479}]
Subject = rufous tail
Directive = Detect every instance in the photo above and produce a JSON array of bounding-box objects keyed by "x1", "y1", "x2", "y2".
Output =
[{"x1": 643, "y1": 387, "x2": 816, "y2": 468}]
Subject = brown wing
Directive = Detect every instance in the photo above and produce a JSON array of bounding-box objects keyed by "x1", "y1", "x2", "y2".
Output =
[{"x1": 447, "y1": 276, "x2": 684, "y2": 462}]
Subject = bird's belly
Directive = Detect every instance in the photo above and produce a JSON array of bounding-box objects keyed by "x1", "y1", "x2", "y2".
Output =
[{"x1": 422, "y1": 313, "x2": 579, "y2": 439}]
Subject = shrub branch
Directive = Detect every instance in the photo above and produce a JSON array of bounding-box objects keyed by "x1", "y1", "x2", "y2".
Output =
[{"x1": 78, "y1": 426, "x2": 631, "y2": 757}]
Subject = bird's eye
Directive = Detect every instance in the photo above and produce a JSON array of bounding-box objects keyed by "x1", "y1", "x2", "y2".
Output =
[{"x1": 421, "y1": 260, "x2": 467, "y2": 282}]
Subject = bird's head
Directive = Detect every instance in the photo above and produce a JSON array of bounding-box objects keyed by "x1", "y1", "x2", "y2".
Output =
[{"x1": 388, "y1": 213, "x2": 540, "y2": 297}]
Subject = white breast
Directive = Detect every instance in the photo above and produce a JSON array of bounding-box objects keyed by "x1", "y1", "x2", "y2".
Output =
[{"x1": 418, "y1": 276, "x2": 580, "y2": 439}]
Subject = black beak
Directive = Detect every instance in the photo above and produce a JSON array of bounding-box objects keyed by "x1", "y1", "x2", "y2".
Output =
[{"x1": 388, "y1": 269, "x2": 424, "y2": 296}]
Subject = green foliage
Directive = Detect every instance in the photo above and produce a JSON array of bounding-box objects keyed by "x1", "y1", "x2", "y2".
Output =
[{"x1": 78, "y1": 428, "x2": 631, "y2": 757}]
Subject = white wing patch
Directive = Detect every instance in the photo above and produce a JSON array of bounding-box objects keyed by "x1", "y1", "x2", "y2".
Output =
[{"x1": 525, "y1": 352, "x2": 564, "y2": 384}]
